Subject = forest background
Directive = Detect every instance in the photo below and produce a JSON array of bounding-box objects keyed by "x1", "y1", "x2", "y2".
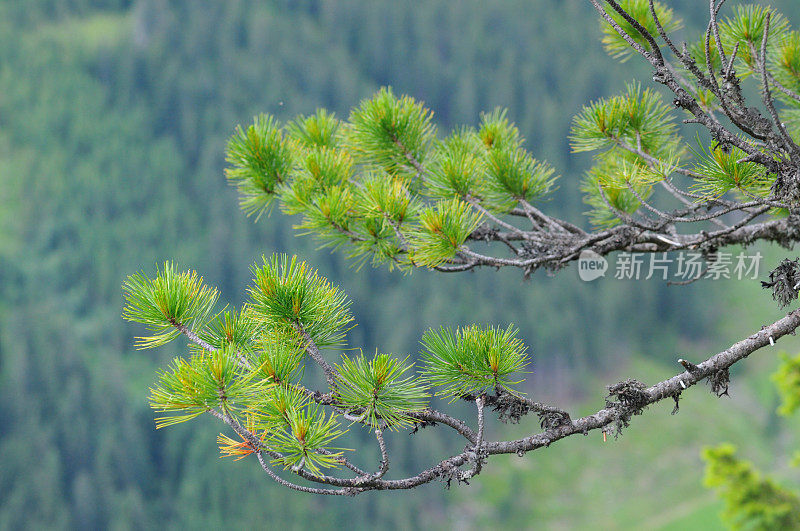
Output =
[{"x1": 3, "y1": 0, "x2": 800, "y2": 528}]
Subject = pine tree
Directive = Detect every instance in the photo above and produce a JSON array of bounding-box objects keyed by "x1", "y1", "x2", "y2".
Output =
[{"x1": 125, "y1": 0, "x2": 800, "y2": 506}]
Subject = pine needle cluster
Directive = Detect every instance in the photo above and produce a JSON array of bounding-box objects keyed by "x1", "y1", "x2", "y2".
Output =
[
  {"x1": 122, "y1": 262, "x2": 219, "y2": 349},
  {"x1": 420, "y1": 324, "x2": 529, "y2": 400},
  {"x1": 571, "y1": 83, "x2": 681, "y2": 226},
  {"x1": 248, "y1": 254, "x2": 353, "y2": 348},
  {"x1": 223, "y1": 87, "x2": 558, "y2": 270},
  {"x1": 690, "y1": 142, "x2": 769, "y2": 200},
  {"x1": 335, "y1": 352, "x2": 428, "y2": 430},
  {"x1": 600, "y1": 0, "x2": 681, "y2": 62}
]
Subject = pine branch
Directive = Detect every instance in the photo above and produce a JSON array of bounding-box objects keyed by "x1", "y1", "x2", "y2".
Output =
[{"x1": 238, "y1": 308, "x2": 800, "y2": 494}]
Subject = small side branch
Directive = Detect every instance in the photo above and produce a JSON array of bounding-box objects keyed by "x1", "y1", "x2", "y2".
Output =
[
  {"x1": 171, "y1": 318, "x2": 253, "y2": 370},
  {"x1": 408, "y1": 408, "x2": 478, "y2": 444},
  {"x1": 171, "y1": 319, "x2": 215, "y2": 351},
  {"x1": 294, "y1": 323, "x2": 339, "y2": 389},
  {"x1": 460, "y1": 396, "x2": 487, "y2": 482},
  {"x1": 255, "y1": 452, "x2": 354, "y2": 496},
  {"x1": 755, "y1": 13, "x2": 800, "y2": 158},
  {"x1": 354, "y1": 429, "x2": 390, "y2": 484}
]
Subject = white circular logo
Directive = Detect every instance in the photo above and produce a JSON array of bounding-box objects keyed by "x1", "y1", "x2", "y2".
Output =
[{"x1": 578, "y1": 250, "x2": 608, "y2": 281}]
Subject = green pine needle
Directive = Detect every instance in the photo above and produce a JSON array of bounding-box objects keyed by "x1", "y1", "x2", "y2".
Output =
[
  {"x1": 408, "y1": 198, "x2": 483, "y2": 268},
  {"x1": 225, "y1": 114, "x2": 294, "y2": 220},
  {"x1": 483, "y1": 146, "x2": 558, "y2": 208},
  {"x1": 581, "y1": 154, "x2": 659, "y2": 228},
  {"x1": 287, "y1": 109, "x2": 342, "y2": 148},
  {"x1": 689, "y1": 142, "x2": 769, "y2": 200},
  {"x1": 248, "y1": 254, "x2": 354, "y2": 348},
  {"x1": 335, "y1": 352, "x2": 428, "y2": 430},
  {"x1": 252, "y1": 332, "x2": 306, "y2": 386},
  {"x1": 720, "y1": 4, "x2": 789, "y2": 72},
  {"x1": 346, "y1": 86, "x2": 436, "y2": 177},
  {"x1": 570, "y1": 82, "x2": 678, "y2": 158},
  {"x1": 425, "y1": 128, "x2": 487, "y2": 201},
  {"x1": 268, "y1": 402, "x2": 346, "y2": 475},
  {"x1": 122, "y1": 262, "x2": 219, "y2": 349},
  {"x1": 772, "y1": 31, "x2": 800, "y2": 105},
  {"x1": 247, "y1": 384, "x2": 346, "y2": 474},
  {"x1": 571, "y1": 95, "x2": 628, "y2": 152},
  {"x1": 355, "y1": 171, "x2": 418, "y2": 224},
  {"x1": 477, "y1": 108, "x2": 522, "y2": 150},
  {"x1": 250, "y1": 383, "x2": 309, "y2": 433},
  {"x1": 688, "y1": 36, "x2": 723, "y2": 75},
  {"x1": 346, "y1": 216, "x2": 408, "y2": 271},
  {"x1": 279, "y1": 147, "x2": 354, "y2": 216},
  {"x1": 198, "y1": 307, "x2": 259, "y2": 354},
  {"x1": 149, "y1": 346, "x2": 256, "y2": 429},
  {"x1": 294, "y1": 184, "x2": 358, "y2": 242},
  {"x1": 420, "y1": 324, "x2": 530, "y2": 400}
]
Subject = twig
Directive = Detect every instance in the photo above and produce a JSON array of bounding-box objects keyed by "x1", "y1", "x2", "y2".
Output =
[{"x1": 294, "y1": 323, "x2": 339, "y2": 389}]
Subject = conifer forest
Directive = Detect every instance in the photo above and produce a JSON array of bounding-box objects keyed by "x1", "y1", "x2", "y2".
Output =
[{"x1": 5, "y1": 1, "x2": 800, "y2": 529}]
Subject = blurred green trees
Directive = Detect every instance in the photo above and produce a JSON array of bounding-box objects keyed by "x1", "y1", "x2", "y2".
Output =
[{"x1": 4, "y1": 0, "x2": 800, "y2": 528}]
